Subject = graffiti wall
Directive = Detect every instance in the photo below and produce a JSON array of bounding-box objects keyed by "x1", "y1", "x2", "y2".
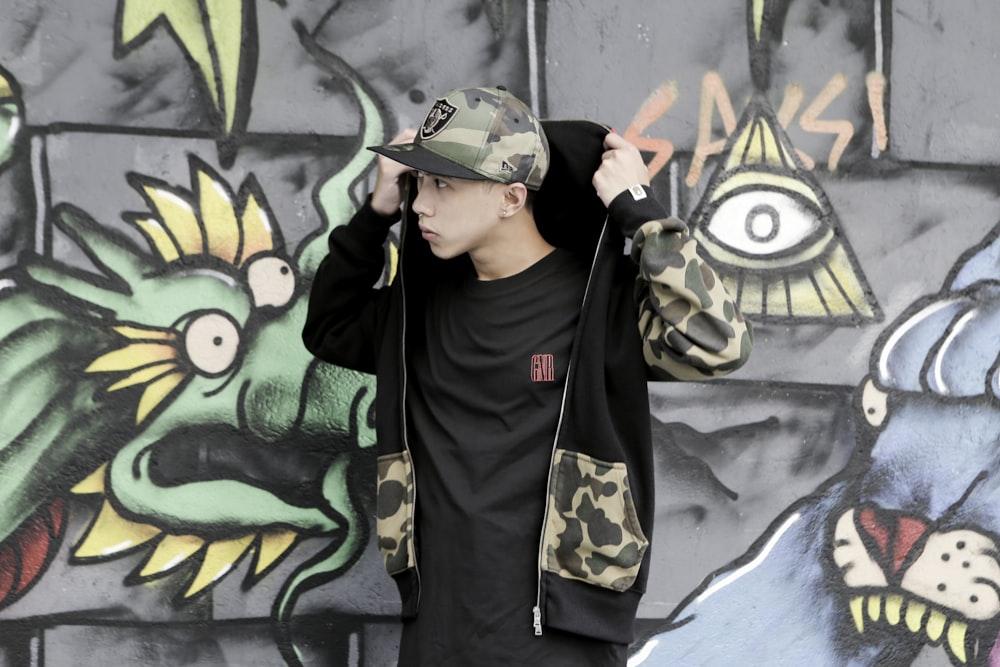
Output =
[{"x1": 0, "y1": 1, "x2": 997, "y2": 665}]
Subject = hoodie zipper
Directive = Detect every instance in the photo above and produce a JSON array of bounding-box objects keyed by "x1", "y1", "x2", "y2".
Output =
[
  {"x1": 532, "y1": 216, "x2": 610, "y2": 635},
  {"x1": 399, "y1": 193, "x2": 421, "y2": 612}
]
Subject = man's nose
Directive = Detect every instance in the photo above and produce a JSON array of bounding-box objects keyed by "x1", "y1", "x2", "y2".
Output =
[{"x1": 412, "y1": 189, "x2": 431, "y2": 217}]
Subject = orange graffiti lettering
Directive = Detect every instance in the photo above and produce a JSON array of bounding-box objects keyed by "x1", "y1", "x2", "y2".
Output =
[
  {"x1": 798, "y1": 73, "x2": 854, "y2": 171},
  {"x1": 631, "y1": 71, "x2": 877, "y2": 186},
  {"x1": 776, "y1": 83, "x2": 815, "y2": 169},
  {"x1": 624, "y1": 82, "x2": 678, "y2": 179},
  {"x1": 776, "y1": 83, "x2": 803, "y2": 127},
  {"x1": 866, "y1": 71, "x2": 889, "y2": 152},
  {"x1": 686, "y1": 71, "x2": 738, "y2": 187}
]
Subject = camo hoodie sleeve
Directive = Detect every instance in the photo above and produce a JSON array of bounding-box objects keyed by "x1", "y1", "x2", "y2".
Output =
[{"x1": 607, "y1": 187, "x2": 753, "y2": 381}]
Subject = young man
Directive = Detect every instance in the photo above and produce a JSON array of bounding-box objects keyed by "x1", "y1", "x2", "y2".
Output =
[{"x1": 303, "y1": 86, "x2": 752, "y2": 666}]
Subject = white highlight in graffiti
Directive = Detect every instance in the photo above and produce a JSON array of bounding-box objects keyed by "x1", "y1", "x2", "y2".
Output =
[
  {"x1": 929, "y1": 307, "x2": 976, "y2": 395},
  {"x1": 31, "y1": 134, "x2": 46, "y2": 255},
  {"x1": 527, "y1": 0, "x2": 540, "y2": 115},
  {"x1": 621, "y1": 517, "x2": 802, "y2": 665},
  {"x1": 877, "y1": 298, "x2": 963, "y2": 387},
  {"x1": 627, "y1": 637, "x2": 659, "y2": 666},
  {"x1": 694, "y1": 512, "x2": 801, "y2": 604},
  {"x1": 669, "y1": 160, "x2": 679, "y2": 219},
  {"x1": 4, "y1": 115, "x2": 19, "y2": 148},
  {"x1": 159, "y1": 189, "x2": 195, "y2": 215},
  {"x1": 930, "y1": 309, "x2": 979, "y2": 396},
  {"x1": 178, "y1": 268, "x2": 241, "y2": 289}
]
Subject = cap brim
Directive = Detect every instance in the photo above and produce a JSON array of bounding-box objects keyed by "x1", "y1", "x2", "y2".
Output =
[{"x1": 368, "y1": 143, "x2": 489, "y2": 182}]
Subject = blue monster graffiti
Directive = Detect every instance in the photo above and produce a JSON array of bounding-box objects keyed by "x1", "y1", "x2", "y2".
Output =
[{"x1": 632, "y1": 222, "x2": 1000, "y2": 666}]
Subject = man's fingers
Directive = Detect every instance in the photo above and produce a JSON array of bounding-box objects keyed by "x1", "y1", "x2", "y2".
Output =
[
  {"x1": 592, "y1": 132, "x2": 652, "y2": 207},
  {"x1": 603, "y1": 131, "x2": 629, "y2": 150},
  {"x1": 390, "y1": 128, "x2": 418, "y2": 145},
  {"x1": 370, "y1": 129, "x2": 418, "y2": 216},
  {"x1": 378, "y1": 156, "x2": 413, "y2": 179}
]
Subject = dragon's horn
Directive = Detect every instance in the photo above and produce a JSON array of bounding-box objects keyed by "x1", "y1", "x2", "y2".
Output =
[
  {"x1": 53, "y1": 204, "x2": 149, "y2": 287},
  {"x1": 295, "y1": 25, "x2": 388, "y2": 276}
]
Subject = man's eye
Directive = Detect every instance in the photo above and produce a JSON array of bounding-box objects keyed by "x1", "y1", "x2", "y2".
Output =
[{"x1": 434, "y1": 178, "x2": 447, "y2": 189}]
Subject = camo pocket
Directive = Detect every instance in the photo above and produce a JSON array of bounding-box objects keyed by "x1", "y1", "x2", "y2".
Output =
[
  {"x1": 376, "y1": 451, "x2": 415, "y2": 575},
  {"x1": 543, "y1": 449, "x2": 649, "y2": 591}
]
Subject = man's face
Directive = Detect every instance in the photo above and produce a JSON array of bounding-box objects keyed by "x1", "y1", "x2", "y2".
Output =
[{"x1": 410, "y1": 171, "x2": 503, "y2": 260}]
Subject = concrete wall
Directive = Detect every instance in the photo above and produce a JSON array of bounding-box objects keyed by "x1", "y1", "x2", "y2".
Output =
[{"x1": 0, "y1": 1, "x2": 997, "y2": 665}]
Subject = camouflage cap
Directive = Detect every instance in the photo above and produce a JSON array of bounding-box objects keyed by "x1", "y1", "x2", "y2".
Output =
[{"x1": 370, "y1": 86, "x2": 550, "y2": 190}]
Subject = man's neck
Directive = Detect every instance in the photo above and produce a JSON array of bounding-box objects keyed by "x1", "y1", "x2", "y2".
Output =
[{"x1": 469, "y1": 212, "x2": 555, "y2": 281}]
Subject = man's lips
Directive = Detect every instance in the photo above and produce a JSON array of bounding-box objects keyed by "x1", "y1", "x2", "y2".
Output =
[{"x1": 419, "y1": 224, "x2": 438, "y2": 240}]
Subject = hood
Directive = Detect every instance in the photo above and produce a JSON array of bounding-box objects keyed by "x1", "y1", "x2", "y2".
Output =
[{"x1": 534, "y1": 119, "x2": 613, "y2": 256}]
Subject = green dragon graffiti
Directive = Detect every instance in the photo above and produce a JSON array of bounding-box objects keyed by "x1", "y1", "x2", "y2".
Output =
[{"x1": 0, "y1": 51, "x2": 386, "y2": 665}]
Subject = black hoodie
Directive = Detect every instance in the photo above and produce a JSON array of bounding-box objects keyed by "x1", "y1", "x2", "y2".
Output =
[{"x1": 303, "y1": 120, "x2": 752, "y2": 642}]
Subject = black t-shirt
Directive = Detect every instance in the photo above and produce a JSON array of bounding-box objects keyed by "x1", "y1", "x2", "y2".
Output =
[{"x1": 400, "y1": 249, "x2": 627, "y2": 666}]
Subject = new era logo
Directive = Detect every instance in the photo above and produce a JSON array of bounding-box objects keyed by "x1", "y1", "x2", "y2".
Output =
[{"x1": 530, "y1": 354, "x2": 555, "y2": 382}]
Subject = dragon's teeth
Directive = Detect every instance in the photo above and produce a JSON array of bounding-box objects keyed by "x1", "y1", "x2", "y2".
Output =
[
  {"x1": 847, "y1": 594, "x2": 973, "y2": 664},
  {"x1": 926, "y1": 609, "x2": 946, "y2": 642},
  {"x1": 850, "y1": 596, "x2": 865, "y2": 633},
  {"x1": 867, "y1": 594, "x2": 882, "y2": 622},
  {"x1": 905, "y1": 600, "x2": 927, "y2": 633},
  {"x1": 946, "y1": 620, "x2": 968, "y2": 664},
  {"x1": 885, "y1": 594, "x2": 903, "y2": 626}
]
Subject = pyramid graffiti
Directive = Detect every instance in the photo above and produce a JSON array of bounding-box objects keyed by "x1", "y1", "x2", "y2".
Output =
[{"x1": 690, "y1": 93, "x2": 880, "y2": 324}]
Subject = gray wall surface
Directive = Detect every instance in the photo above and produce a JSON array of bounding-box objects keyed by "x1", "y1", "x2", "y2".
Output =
[{"x1": 0, "y1": 1, "x2": 997, "y2": 665}]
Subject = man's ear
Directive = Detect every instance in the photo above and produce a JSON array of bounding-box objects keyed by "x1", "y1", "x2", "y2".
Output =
[{"x1": 503, "y1": 183, "x2": 529, "y2": 215}]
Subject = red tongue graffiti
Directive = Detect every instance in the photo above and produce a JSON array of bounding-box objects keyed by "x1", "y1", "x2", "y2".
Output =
[
  {"x1": 858, "y1": 508, "x2": 929, "y2": 577},
  {"x1": 0, "y1": 498, "x2": 67, "y2": 609}
]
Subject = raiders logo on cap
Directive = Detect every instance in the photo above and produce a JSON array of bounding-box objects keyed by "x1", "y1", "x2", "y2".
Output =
[{"x1": 419, "y1": 98, "x2": 459, "y2": 140}]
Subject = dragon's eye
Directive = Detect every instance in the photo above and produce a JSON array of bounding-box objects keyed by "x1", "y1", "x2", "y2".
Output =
[
  {"x1": 861, "y1": 378, "x2": 888, "y2": 428},
  {"x1": 704, "y1": 190, "x2": 822, "y2": 256},
  {"x1": 184, "y1": 312, "x2": 240, "y2": 376},
  {"x1": 246, "y1": 256, "x2": 295, "y2": 308}
]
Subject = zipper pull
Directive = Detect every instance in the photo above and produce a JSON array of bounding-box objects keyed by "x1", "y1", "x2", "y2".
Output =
[{"x1": 532, "y1": 605, "x2": 543, "y2": 636}]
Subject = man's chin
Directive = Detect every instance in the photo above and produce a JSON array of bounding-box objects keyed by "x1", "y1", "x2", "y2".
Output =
[{"x1": 427, "y1": 244, "x2": 458, "y2": 260}]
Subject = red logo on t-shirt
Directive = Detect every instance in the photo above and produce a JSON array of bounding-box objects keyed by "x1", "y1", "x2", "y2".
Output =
[{"x1": 530, "y1": 354, "x2": 555, "y2": 382}]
